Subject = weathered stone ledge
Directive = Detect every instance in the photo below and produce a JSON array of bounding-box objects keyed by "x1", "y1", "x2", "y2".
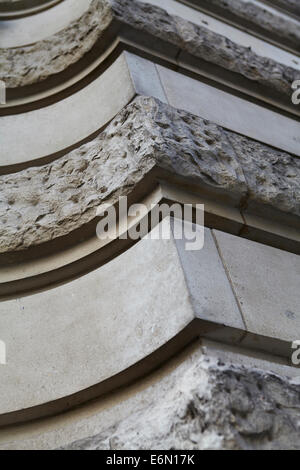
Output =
[
  {"x1": 0, "y1": 96, "x2": 299, "y2": 254},
  {"x1": 61, "y1": 353, "x2": 300, "y2": 450},
  {"x1": 0, "y1": 0, "x2": 299, "y2": 100},
  {"x1": 184, "y1": 0, "x2": 300, "y2": 52}
]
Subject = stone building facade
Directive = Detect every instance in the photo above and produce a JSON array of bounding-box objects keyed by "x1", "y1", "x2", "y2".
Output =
[{"x1": 0, "y1": 0, "x2": 299, "y2": 450}]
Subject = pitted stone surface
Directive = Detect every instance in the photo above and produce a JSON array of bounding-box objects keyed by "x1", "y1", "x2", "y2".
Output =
[
  {"x1": 0, "y1": 0, "x2": 113, "y2": 88},
  {"x1": 173, "y1": 14, "x2": 299, "y2": 98},
  {"x1": 226, "y1": 131, "x2": 300, "y2": 216},
  {"x1": 60, "y1": 354, "x2": 300, "y2": 450},
  {"x1": 111, "y1": 0, "x2": 181, "y2": 48},
  {"x1": 0, "y1": 0, "x2": 299, "y2": 97},
  {"x1": 203, "y1": 0, "x2": 300, "y2": 50},
  {"x1": 0, "y1": 96, "x2": 299, "y2": 253},
  {"x1": 0, "y1": 97, "x2": 246, "y2": 253}
]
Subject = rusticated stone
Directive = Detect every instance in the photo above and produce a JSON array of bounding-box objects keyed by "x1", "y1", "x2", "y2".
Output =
[
  {"x1": 0, "y1": 96, "x2": 246, "y2": 253},
  {"x1": 226, "y1": 131, "x2": 300, "y2": 216},
  {"x1": 111, "y1": 0, "x2": 181, "y2": 48},
  {"x1": 0, "y1": 0, "x2": 114, "y2": 88},
  {"x1": 173, "y1": 15, "x2": 298, "y2": 97},
  {"x1": 60, "y1": 353, "x2": 300, "y2": 450},
  {"x1": 0, "y1": 96, "x2": 299, "y2": 253},
  {"x1": 196, "y1": 0, "x2": 300, "y2": 51},
  {"x1": 1, "y1": 0, "x2": 299, "y2": 98}
]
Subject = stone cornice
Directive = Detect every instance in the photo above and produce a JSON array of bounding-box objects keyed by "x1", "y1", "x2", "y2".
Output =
[
  {"x1": 1, "y1": 0, "x2": 299, "y2": 104},
  {"x1": 0, "y1": 96, "x2": 299, "y2": 255}
]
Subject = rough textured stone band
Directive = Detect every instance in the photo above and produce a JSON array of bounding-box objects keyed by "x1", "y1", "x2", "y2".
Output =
[
  {"x1": 1, "y1": 0, "x2": 299, "y2": 101},
  {"x1": 179, "y1": 0, "x2": 300, "y2": 53},
  {"x1": 0, "y1": 96, "x2": 299, "y2": 254}
]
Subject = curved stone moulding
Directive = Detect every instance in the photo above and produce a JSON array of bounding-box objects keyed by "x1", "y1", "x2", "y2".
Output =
[
  {"x1": 176, "y1": 0, "x2": 300, "y2": 56},
  {"x1": 0, "y1": 97, "x2": 299, "y2": 298},
  {"x1": 0, "y1": 0, "x2": 93, "y2": 48},
  {"x1": 0, "y1": 53, "x2": 137, "y2": 170},
  {"x1": 0, "y1": 0, "x2": 64, "y2": 19},
  {"x1": 0, "y1": 218, "x2": 245, "y2": 426},
  {"x1": 1, "y1": 0, "x2": 299, "y2": 117},
  {"x1": 1, "y1": 182, "x2": 299, "y2": 300},
  {"x1": 0, "y1": 182, "x2": 247, "y2": 298},
  {"x1": 1, "y1": 54, "x2": 300, "y2": 173},
  {"x1": 0, "y1": 93, "x2": 299, "y2": 249},
  {"x1": 0, "y1": 218, "x2": 196, "y2": 425},
  {"x1": 0, "y1": 95, "x2": 299, "y2": 253},
  {"x1": 0, "y1": 217, "x2": 298, "y2": 427}
]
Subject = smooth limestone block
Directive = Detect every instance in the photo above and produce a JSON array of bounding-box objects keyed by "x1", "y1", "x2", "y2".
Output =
[
  {"x1": 0, "y1": 219, "x2": 195, "y2": 415},
  {"x1": 213, "y1": 230, "x2": 300, "y2": 342},
  {"x1": 173, "y1": 222, "x2": 245, "y2": 330},
  {"x1": 125, "y1": 52, "x2": 167, "y2": 103},
  {"x1": 0, "y1": 54, "x2": 136, "y2": 166},
  {"x1": 0, "y1": 218, "x2": 247, "y2": 417},
  {"x1": 0, "y1": 0, "x2": 92, "y2": 48},
  {"x1": 0, "y1": 218, "x2": 297, "y2": 426}
]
